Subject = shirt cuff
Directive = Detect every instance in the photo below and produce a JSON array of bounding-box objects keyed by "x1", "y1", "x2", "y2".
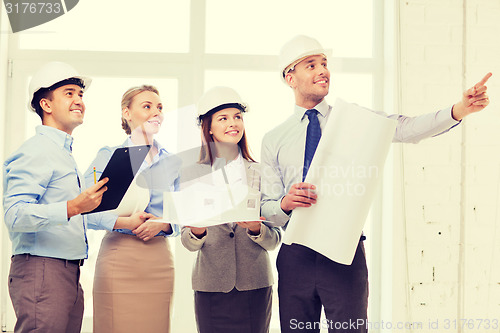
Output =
[
  {"x1": 100, "y1": 213, "x2": 118, "y2": 231},
  {"x1": 166, "y1": 223, "x2": 181, "y2": 237},
  {"x1": 86, "y1": 212, "x2": 117, "y2": 231},
  {"x1": 189, "y1": 229, "x2": 207, "y2": 241},
  {"x1": 247, "y1": 224, "x2": 265, "y2": 240},
  {"x1": 273, "y1": 196, "x2": 292, "y2": 226},
  {"x1": 431, "y1": 106, "x2": 462, "y2": 136},
  {"x1": 445, "y1": 105, "x2": 462, "y2": 125},
  {"x1": 50, "y1": 201, "x2": 71, "y2": 225}
]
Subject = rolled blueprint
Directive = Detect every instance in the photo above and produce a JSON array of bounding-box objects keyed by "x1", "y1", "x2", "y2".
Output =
[{"x1": 283, "y1": 98, "x2": 397, "y2": 265}]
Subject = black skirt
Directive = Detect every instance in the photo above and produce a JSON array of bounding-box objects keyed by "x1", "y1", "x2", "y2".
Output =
[{"x1": 194, "y1": 286, "x2": 272, "y2": 333}]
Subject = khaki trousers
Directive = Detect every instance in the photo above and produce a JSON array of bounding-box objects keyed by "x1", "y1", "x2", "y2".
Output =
[{"x1": 9, "y1": 254, "x2": 84, "y2": 333}]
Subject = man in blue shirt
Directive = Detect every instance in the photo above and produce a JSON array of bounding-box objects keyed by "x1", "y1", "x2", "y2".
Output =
[
  {"x1": 3, "y1": 61, "x2": 109, "y2": 333},
  {"x1": 261, "y1": 35, "x2": 491, "y2": 333}
]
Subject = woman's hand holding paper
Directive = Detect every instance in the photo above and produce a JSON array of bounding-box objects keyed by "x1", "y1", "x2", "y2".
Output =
[{"x1": 237, "y1": 217, "x2": 265, "y2": 235}]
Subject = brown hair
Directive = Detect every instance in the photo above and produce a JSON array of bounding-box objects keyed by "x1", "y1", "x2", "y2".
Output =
[
  {"x1": 121, "y1": 85, "x2": 160, "y2": 135},
  {"x1": 199, "y1": 108, "x2": 256, "y2": 165}
]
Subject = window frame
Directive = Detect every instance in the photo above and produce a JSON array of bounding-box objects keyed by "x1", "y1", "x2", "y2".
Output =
[{"x1": 1, "y1": 0, "x2": 391, "y2": 331}]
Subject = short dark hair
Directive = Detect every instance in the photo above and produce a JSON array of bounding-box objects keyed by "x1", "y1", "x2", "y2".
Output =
[
  {"x1": 31, "y1": 88, "x2": 53, "y2": 120},
  {"x1": 31, "y1": 78, "x2": 85, "y2": 121}
]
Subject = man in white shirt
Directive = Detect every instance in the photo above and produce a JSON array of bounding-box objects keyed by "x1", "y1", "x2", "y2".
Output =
[{"x1": 260, "y1": 35, "x2": 491, "y2": 333}]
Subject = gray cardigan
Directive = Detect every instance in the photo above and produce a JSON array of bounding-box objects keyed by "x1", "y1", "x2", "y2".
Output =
[{"x1": 180, "y1": 159, "x2": 282, "y2": 292}]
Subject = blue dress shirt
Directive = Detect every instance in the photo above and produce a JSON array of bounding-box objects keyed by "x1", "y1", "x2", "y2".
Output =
[
  {"x1": 84, "y1": 138, "x2": 181, "y2": 237},
  {"x1": 3, "y1": 125, "x2": 88, "y2": 260}
]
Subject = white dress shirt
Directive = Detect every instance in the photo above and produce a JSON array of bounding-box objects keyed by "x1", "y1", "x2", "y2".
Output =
[{"x1": 260, "y1": 98, "x2": 460, "y2": 226}]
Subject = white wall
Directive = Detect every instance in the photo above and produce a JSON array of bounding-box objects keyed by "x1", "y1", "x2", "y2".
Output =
[
  {"x1": 393, "y1": 0, "x2": 500, "y2": 331},
  {"x1": 0, "y1": 3, "x2": 11, "y2": 331}
]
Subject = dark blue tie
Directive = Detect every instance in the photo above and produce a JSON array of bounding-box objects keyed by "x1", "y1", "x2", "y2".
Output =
[{"x1": 303, "y1": 109, "x2": 322, "y2": 181}]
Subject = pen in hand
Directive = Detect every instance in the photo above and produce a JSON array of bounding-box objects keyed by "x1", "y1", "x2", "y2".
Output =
[{"x1": 93, "y1": 167, "x2": 97, "y2": 184}]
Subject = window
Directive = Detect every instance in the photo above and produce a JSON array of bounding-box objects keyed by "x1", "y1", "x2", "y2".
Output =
[
  {"x1": 205, "y1": 0, "x2": 373, "y2": 58},
  {"x1": 3, "y1": 1, "x2": 387, "y2": 332},
  {"x1": 18, "y1": 0, "x2": 190, "y2": 53}
]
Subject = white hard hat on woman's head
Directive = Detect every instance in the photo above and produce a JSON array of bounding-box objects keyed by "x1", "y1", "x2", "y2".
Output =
[
  {"x1": 197, "y1": 86, "x2": 247, "y2": 125},
  {"x1": 28, "y1": 61, "x2": 92, "y2": 111},
  {"x1": 279, "y1": 35, "x2": 329, "y2": 83}
]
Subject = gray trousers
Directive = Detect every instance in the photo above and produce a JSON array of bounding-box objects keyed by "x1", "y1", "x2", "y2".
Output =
[
  {"x1": 9, "y1": 254, "x2": 84, "y2": 333},
  {"x1": 277, "y1": 241, "x2": 369, "y2": 333}
]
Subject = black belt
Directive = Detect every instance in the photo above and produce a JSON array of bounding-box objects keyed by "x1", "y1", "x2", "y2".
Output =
[
  {"x1": 66, "y1": 258, "x2": 85, "y2": 266},
  {"x1": 15, "y1": 254, "x2": 84, "y2": 266}
]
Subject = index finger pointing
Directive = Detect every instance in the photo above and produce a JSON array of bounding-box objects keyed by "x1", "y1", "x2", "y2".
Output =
[{"x1": 475, "y1": 72, "x2": 492, "y2": 88}]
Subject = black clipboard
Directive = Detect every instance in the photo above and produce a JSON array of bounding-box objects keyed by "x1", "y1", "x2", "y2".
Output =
[{"x1": 84, "y1": 145, "x2": 151, "y2": 214}]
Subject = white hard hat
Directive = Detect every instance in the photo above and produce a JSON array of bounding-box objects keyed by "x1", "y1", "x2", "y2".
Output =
[
  {"x1": 197, "y1": 86, "x2": 247, "y2": 125},
  {"x1": 279, "y1": 35, "x2": 329, "y2": 83},
  {"x1": 28, "y1": 61, "x2": 92, "y2": 111}
]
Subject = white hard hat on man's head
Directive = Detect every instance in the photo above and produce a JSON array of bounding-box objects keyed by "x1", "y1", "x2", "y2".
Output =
[
  {"x1": 279, "y1": 35, "x2": 329, "y2": 83},
  {"x1": 197, "y1": 86, "x2": 247, "y2": 125},
  {"x1": 28, "y1": 61, "x2": 92, "y2": 111}
]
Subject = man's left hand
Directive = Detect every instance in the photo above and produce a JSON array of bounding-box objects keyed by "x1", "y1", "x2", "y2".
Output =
[{"x1": 452, "y1": 72, "x2": 492, "y2": 120}]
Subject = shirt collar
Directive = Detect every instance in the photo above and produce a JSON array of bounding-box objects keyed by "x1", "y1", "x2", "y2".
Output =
[
  {"x1": 124, "y1": 137, "x2": 171, "y2": 160},
  {"x1": 294, "y1": 99, "x2": 331, "y2": 122},
  {"x1": 36, "y1": 125, "x2": 74, "y2": 152},
  {"x1": 228, "y1": 151, "x2": 244, "y2": 167},
  {"x1": 212, "y1": 149, "x2": 243, "y2": 170}
]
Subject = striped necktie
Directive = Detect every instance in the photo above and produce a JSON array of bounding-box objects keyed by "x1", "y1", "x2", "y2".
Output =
[{"x1": 302, "y1": 109, "x2": 322, "y2": 181}]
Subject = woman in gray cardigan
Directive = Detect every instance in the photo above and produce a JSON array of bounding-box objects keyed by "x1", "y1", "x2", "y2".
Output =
[{"x1": 181, "y1": 86, "x2": 282, "y2": 333}]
